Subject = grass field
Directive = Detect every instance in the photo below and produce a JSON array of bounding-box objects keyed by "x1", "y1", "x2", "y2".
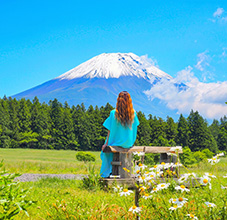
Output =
[
  {"x1": 1, "y1": 148, "x2": 227, "y2": 219},
  {"x1": 0, "y1": 148, "x2": 102, "y2": 174}
]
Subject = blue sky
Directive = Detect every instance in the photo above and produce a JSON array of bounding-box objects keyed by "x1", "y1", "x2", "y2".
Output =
[{"x1": 0, "y1": 0, "x2": 227, "y2": 119}]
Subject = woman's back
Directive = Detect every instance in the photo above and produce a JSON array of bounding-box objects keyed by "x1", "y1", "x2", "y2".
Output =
[
  {"x1": 103, "y1": 109, "x2": 139, "y2": 148},
  {"x1": 100, "y1": 91, "x2": 140, "y2": 178}
]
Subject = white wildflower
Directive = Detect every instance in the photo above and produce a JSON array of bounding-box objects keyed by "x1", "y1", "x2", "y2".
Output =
[
  {"x1": 205, "y1": 202, "x2": 216, "y2": 208},
  {"x1": 150, "y1": 187, "x2": 159, "y2": 193},
  {"x1": 142, "y1": 193, "x2": 152, "y2": 199},
  {"x1": 113, "y1": 185, "x2": 123, "y2": 192},
  {"x1": 156, "y1": 183, "x2": 170, "y2": 190},
  {"x1": 169, "y1": 204, "x2": 183, "y2": 211},
  {"x1": 200, "y1": 175, "x2": 212, "y2": 189},
  {"x1": 169, "y1": 146, "x2": 182, "y2": 152},
  {"x1": 204, "y1": 173, "x2": 216, "y2": 178},
  {"x1": 216, "y1": 152, "x2": 224, "y2": 157},
  {"x1": 169, "y1": 197, "x2": 188, "y2": 206},
  {"x1": 175, "y1": 185, "x2": 190, "y2": 192},
  {"x1": 186, "y1": 213, "x2": 198, "y2": 219},
  {"x1": 119, "y1": 189, "x2": 133, "y2": 196},
  {"x1": 208, "y1": 157, "x2": 220, "y2": 165},
  {"x1": 133, "y1": 152, "x2": 145, "y2": 157},
  {"x1": 129, "y1": 205, "x2": 142, "y2": 213}
]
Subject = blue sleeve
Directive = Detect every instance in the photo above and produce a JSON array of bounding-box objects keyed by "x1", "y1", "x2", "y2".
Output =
[
  {"x1": 103, "y1": 111, "x2": 113, "y2": 130},
  {"x1": 134, "y1": 112, "x2": 140, "y2": 127}
]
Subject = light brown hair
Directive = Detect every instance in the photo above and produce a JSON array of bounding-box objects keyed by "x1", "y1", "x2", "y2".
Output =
[{"x1": 115, "y1": 91, "x2": 135, "y2": 127}]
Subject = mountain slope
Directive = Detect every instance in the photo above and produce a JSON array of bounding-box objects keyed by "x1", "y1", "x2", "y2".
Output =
[
  {"x1": 13, "y1": 53, "x2": 177, "y2": 118},
  {"x1": 56, "y1": 53, "x2": 172, "y2": 80}
]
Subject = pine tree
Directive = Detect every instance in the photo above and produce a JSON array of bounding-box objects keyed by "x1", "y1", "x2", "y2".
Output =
[
  {"x1": 61, "y1": 101, "x2": 78, "y2": 150},
  {"x1": 187, "y1": 110, "x2": 218, "y2": 152},
  {"x1": 18, "y1": 98, "x2": 31, "y2": 132},
  {"x1": 30, "y1": 97, "x2": 51, "y2": 149},
  {"x1": 0, "y1": 99, "x2": 11, "y2": 148},
  {"x1": 149, "y1": 116, "x2": 168, "y2": 146},
  {"x1": 165, "y1": 116, "x2": 177, "y2": 144},
  {"x1": 209, "y1": 119, "x2": 220, "y2": 142},
  {"x1": 49, "y1": 98, "x2": 64, "y2": 149},
  {"x1": 72, "y1": 104, "x2": 91, "y2": 150},
  {"x1": 135, "y1": 111, "x2": 151, "y2": 146},
  {"x1": 217, "y1": 116, "x2": 227, "y2": 152},
  {"x1": 176, "y1": 114, "x2": 189, "y2": 147},
  {"x1": 8, "y1": 98, "x2": 20, "y2": 147}
]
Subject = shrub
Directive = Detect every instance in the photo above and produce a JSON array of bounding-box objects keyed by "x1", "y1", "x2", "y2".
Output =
[
  {"x1": 143, "y1": 153, "x2": 159, "y2": 165},
  {"x1": 76, "y1": 151, "x2": 96, "y2": 162},
  {"x1": 201, "y1": 148, "x2": 214, "y2": 158},
  {"x1": 0, "y1": 161, "x2": 35, "y2": 219},
  {"x1": 180, "y1": 147, "x2": 197, "y2": 166},
  {"x1": 193, "y1": 151, "x2": 207, "y2": 163},
  {"x1": 80, "y1": 163, "x2": 104, "y2": 190}
]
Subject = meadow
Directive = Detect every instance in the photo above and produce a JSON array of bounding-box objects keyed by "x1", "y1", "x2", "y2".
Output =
[
  {"x1": 0, "y1": 149, "x2": 227, "y2": 219},
  {"x1": 0, "y1": 149, "x2": 102, "y2": 174}
]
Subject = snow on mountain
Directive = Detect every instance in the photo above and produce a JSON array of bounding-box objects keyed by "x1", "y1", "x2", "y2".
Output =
[
  {"x1": 13, "y1": 52, "x2": 178, "y2": 119},
  {"x1": 56, "y1": 53, "x2": 172, "y2": 80}
]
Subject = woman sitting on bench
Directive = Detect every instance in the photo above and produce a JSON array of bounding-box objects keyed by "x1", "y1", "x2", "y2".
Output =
[{"x1": 100, "y1": 91, "x2": 140, "y2": 178}]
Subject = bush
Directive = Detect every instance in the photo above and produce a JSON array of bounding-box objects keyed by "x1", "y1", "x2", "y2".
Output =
[
  {"x1": 180, "y1": 147, "x2": 197, "y2": 166},
  {"x1": 76, "y1": 152, "x2": 96, "y2": 162},
  {"x1": 143, "y1": 153, "x2": 160, "y2": 165},
  {"x1": 0, "y1": 161, "x2": 35, "y2": 219},
  {"x1": 80, "y1": 163, "x2": 104, "y2": 190},
  {"x1": 201, "y1": 149, "x2": 214, "y2": 158},
  {"x1": 193, "y1": 151, "x2": 207, "y2": 163}
]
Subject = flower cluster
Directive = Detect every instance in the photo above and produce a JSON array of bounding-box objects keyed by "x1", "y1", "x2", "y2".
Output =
[
  {"x1": 207, "y1": 152, "x2": 224, "y2": 165},
  {"x1": 112, "y1": 151, "x2": 226, "y2": 218}
]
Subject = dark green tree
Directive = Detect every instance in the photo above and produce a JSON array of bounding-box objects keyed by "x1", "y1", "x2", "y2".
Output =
[
  {"x1": 61, "y1": 101, "x2": 78, "y2": 150},
  {"x1": 187, "y1": 110, "x2": 218, "y2": 152},
  {"x1": 135, "y1": 111, "x2": 151, "y2": 146},
  {"x1": 18, "y1": 98, "x2": 31, "y2": 132},
  {"x1": 209, "y1": 119, "x2": 220, "y2": 144},
  {"x1": 176, "y1": 114, "x2": 189, "y2": 147},
  {"x1": 217, "y1": 116, "x2": 227, "y2": 152},
  {"x1": 49, "y1": 98, "x2": 64, "y2": 149},
  {"x1": 165, "y1": 116, "x2": 177, "y2": 144},
  {"x1": 8, "y1": 98, "x2": 20, "y2": 148}
]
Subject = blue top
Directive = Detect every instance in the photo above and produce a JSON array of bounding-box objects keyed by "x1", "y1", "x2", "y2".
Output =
[{"x1": 103, "y1": 109, "x2": 140, "y2": 148}]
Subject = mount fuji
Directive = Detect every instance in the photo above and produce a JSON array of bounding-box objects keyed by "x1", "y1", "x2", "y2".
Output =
[{"x1": 13, "y1": 53, "x2": 179, "y2": 118}]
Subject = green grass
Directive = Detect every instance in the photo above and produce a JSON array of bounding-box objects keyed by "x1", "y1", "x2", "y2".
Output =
[
  {"x1": 15, "y1": 178, "x2": 130, "y2": 220},
  {"x1": 0, "y1": 148, "x2": 101, "y2": 174},
  {"x1": 13, "y1": 164, "x2": 227, "y2": 220},
  {"x1": 1, "y1": 149, "x2": 227, "y2": 219},
  {"x1": 180, "y1": 157, "x2": 227, "y2": 177}
]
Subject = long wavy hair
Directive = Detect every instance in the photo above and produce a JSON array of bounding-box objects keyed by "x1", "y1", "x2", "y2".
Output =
[{"x1": 115, "y1": 91, "x2": 135, "y2": 127}]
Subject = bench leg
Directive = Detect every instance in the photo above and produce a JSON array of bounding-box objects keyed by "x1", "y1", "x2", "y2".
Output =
[{"x1": 119, "y1": 153, "x2": 132, "y2": 178}]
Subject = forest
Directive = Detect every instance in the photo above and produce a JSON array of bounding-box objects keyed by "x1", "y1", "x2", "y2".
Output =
[{"x1": 0, "y1": 96, "x2": 226, "y2": 153}]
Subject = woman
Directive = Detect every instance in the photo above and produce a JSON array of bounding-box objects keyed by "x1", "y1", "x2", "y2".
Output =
[{"x1": 100, "y1": 91, "x2": 140, "y2": 178}]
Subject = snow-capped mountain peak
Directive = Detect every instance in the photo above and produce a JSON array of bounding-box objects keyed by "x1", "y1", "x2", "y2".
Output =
[{"x1": 56, "y1": 53, "x2": 172, "y2": 80}]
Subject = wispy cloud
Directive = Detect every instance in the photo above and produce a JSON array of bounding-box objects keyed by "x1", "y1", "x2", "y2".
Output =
[
  {"x1": 140, "y1": 54, "x2": 159, "y2": 68},
  {"x1": 213, "y1": 8, "x2": 224, "y2": 17},
  {"x1": 195, "y1": 50, "x2": 211, "y2": 71},
  {"x1": 144, "y1": 66, "x2": 227, "y2": 119},
  {"x1": 221, "y1": 47, "x2": 227, "y2": 58},
  {"x1": 211, "y1": 7, "x2": 227, "y2": 23}
]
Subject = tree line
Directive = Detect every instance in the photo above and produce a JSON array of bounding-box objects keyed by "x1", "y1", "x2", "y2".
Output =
[{"x1": 0, "y1": 96, "x2": 226, "y2": 153}]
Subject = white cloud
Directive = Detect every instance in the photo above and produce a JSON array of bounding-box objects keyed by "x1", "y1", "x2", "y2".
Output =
[
  {"x1": 140, "y1": 54, "x2": 159, "y2": 68},
  {"x1": 195, "y1": 50, "x2": 211, "y2": 71},
  {"x1": 211, "y1": 8, "x2": 227, "y2": 23},
  {"x1": 144, "y1": 67, "x2": 227, "y2": 119},
  {"x1": 221, "y1": 47, "x2": 227, "y2": 58},
  {"x1": 213, "y1": 8, "x2": 224, "y2": 17}
]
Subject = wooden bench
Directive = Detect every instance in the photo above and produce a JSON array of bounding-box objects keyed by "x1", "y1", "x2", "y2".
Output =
[{"x1": 103, "y1": 146, "x2": 183, "y2": 179}]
